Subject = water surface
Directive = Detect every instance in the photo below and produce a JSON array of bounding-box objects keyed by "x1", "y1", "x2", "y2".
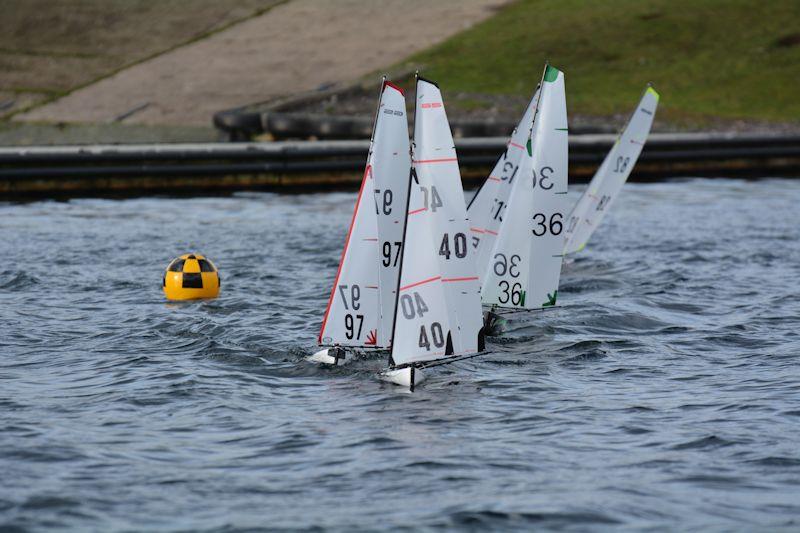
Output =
[{"x1": 1, "y1": 179, "x2": 799, "y2": 530}]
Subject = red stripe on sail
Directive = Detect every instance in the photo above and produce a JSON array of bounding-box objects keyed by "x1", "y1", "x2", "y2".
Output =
[
  {"x1": 441, "y1": 276, "x2": 479, "y2": 283},
  {"x1": 399, "y1": 275, "x2": 441, "y2": 292},
  {"x1": 413, "y1": 157, "x2": 457, "y2": 164},
  {"x1": 509, "y1": 141, "x2": 526, "y2": 150},
  {"x1": 408, "y1": 207, "x2": 428, "y2": 215}
]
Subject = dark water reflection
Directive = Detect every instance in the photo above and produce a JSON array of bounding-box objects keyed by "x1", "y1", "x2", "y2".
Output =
[{"x1": 1, "y1": 179, "x2": 799, "y2": 530}]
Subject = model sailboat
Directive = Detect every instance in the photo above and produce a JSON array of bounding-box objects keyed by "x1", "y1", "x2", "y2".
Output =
[
  {"x1": 473, "y1": 65, "x2": 569, "y2": 325},
  {"x1": 563, "y1": 86, "x2": 659, "y2": 255},
  {"x1": 311, "y1": 79, "x2": 411, "y2": 364},
  {"x1": 381, "y1": 75, "x2": 485, "y2": 388}
]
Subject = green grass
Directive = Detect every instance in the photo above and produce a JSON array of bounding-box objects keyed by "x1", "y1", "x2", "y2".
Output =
[{"x1": 404, "y1": 0, "x2": 800, "y2": 125}]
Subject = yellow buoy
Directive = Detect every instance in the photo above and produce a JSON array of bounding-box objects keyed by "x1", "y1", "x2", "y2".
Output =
[{"x1": 162, "y1": 253, "x2": 220, "y2": 301}]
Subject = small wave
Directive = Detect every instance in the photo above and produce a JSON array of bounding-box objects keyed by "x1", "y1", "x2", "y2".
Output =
[
  {"x1": 669, "y1": 474, "x2": 745, "y2": 487},
  {"x1": 560, "y1": 350, "x2": 608, "y2": 364},
  {"x1": 559, "y1": 277, "x2": 622, "y2": 294},
  {"x1": 574, "y1": 311, "x2": 671, "y2": 334},
  {"x1": 671, "y1": 435, "x2": 735, "y2": 450},
  {"x1": 558, "y1": 339, "x2": 603, "y2": 351},
  {"x1": 446, "y1": 509, "x2": 620, "y2": 528},
  {"x1": 0, "y1": 270, "x2": 40, "y2": 290},
  {"x1": 20, "y1": 495, "x2": 80, "y2": 510},
  {"x1": 747, "y1": 456, "x2": 800, "y2": 467}
]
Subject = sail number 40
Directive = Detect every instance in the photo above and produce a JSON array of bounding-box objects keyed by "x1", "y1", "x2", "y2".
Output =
[
  {"x1": 419, "y1": 322, "x2": 446, "y2": 351},
  {"x1": 420, "y1": 185, "x2": 444, "y2": 212},
  {"x1": 400, "y1": 291, "x2": 445, "y2": 352},
  {"x1": 439, "y1": 232, "x2": 467, "y2": 259},
  {"x1": 400, "y1": 291, "x2": 429, "y2": 319}
]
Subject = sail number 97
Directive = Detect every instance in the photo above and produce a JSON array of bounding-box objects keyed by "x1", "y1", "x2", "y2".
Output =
[
  {"x1": 532, "y1": 213, "x2": 563, "y2": 236},
  {"x1": 338, "y1": 284, "x2": 360, "y2": 310},
  {"x1": 340, "y1": 284, "x2": 365, "y2": 340},
  {"x1": 382, "y1": 241, "x2": 401, "y2": 267},
  {"x1": 374, "y1": 189, "x2": 393, "y2": 215},
  {"x1": 344, "y1": 313, "x2": 364, "y2": 339}
]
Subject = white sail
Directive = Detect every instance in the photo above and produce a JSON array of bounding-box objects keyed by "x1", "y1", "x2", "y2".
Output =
[
  {"x1": 318, "y1": 169, "x2": 382, "y2": 347},
  {"x1": 467, "y1": 88, "x2": 540, "y2": 282},
  {"x1": 318, "y1": 80, "x2": 410, "y2": 349},
  {"x1": 481, "y1": 65, "x2": 569, "y2": 310},
  {"x1": 388, "y1": 76, "x2": 485, "y2": 370},
  {"x1": 389, "y1": 178, "x2": 454, "y2": 366},
  {"x1": 412, "y1": 77, "x2": 483, "y2": 354},
  {"x1": 563, "y1": 86, "x2": 659, "y2": 255},
  {"x1": 372, "y1": 81, "x2": 412, "y2": 347}
]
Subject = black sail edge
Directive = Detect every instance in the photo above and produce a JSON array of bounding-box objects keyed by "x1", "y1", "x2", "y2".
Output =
[{"x1": 387, "y1": 79, "x2": 418, "y2": 369}]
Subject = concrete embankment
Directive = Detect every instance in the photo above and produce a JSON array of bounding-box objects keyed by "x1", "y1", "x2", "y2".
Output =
[
  {"x1": 13, "y1": 0, "x2": 508, "y2": 127},
  {"x1": 1, "y1": 133, "x2": 799, "y2": 199}
]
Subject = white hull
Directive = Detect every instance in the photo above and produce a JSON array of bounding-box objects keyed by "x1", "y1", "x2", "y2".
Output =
[
  {"x1": 307, "y1": 347, "x2": 352, "y2": 366},
  {"x1": 380, "y1": 366, "x2": 426, "y2": 388}
]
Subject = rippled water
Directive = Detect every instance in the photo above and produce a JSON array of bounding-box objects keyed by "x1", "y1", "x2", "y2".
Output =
[{"x1": 2, "y1": 179, "x2": 800, "y2": 531}]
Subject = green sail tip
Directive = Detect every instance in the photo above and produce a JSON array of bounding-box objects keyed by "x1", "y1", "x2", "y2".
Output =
[
  {"x1": 544, "y1": 65, "x2": 560, "y2": 82},
  {"x1": 646, "y1": 86, "x2": 660, "y2": 101}
]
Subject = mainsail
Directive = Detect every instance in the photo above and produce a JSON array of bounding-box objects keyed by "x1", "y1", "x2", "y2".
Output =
[
  {"x1": 388, "y1": 174, "x2": 455, "y2": 367},
  {"x1": 411, "y1": 77, "x2": 483, "y2": 355},
  {"x1": 467, "y1": 87, "x2": 540, "y2": 282},
  {"x1": 317, "y1": 80, "x2": 410, "y2": 351},
  {"x1": 384, "y1": 76, "x2": 484, "y2": 386},
  {"x1": 481, "y1": 65, "x2": 569, "y2": 310},
  {"x1": 372, "y1": 81, "x2": 412, "y2": 346},
  {"x1": 563, "y1": 86, "x2": 659, "y2": 255}
]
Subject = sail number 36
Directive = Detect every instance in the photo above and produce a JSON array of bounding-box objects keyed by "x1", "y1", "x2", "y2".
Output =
[
  {"x1": 493, "y1": 253, "x2": 524, "y2": 306},
  {"x1": 532, "y1": 213, "x2": 563, "y2": 236}
]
